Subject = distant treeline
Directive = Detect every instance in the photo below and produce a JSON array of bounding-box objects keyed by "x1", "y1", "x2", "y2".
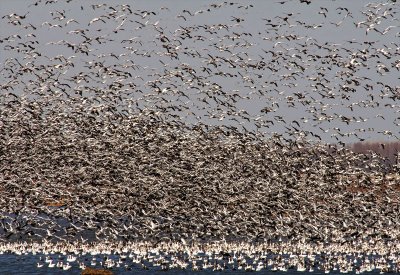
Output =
[{"x1": 349, "y1": 141, "x2": 400, "y2": 165}]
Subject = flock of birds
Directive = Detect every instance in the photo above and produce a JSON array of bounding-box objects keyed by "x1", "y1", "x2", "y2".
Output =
[
  {"x1": 2, "y1": 240, "x2": 400, "y2": 273},
  {"x1": 0, "y1": 0, "x2": 400, "y2": 273}
]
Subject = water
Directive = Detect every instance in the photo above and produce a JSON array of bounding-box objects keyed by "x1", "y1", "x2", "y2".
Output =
[{"x1": 0, "y1": 253, "x2": 387, "y2": 275}]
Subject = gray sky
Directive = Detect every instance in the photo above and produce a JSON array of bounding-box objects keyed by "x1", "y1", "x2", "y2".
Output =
[{"x1": 1, "y1": 0, "x2": 399, "y2": 144}]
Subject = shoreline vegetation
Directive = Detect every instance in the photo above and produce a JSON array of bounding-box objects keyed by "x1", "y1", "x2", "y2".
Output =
[{"x1": 348, "y1": 141, "x2": 400, "y2": 167}]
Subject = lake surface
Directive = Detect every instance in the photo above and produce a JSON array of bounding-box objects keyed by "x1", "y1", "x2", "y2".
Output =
[{"x1": 0, "y1": 253, "x2": 389, "y2": 275}]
